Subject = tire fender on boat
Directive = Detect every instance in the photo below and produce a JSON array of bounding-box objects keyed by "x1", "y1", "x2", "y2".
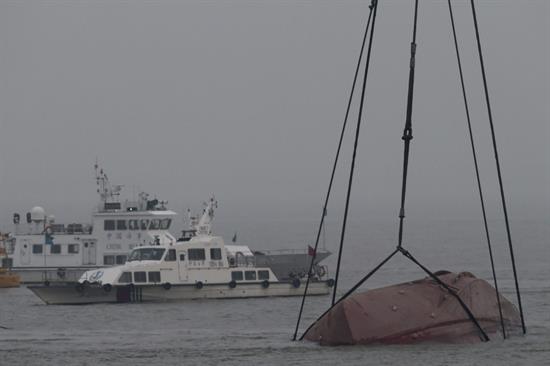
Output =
[
  {"x1": 103, "y1": 284, "x2": 112, "y2": 292},
  {"x1": 163, "y1": 282, "x2": 172, "y2": 290},
  {"x1": 228, "y1": 280, "x2": 237, "y2": 289},
  {"x1": 327, "y1": 278, "x2": 335, "y2": 287},
  {"x1": 261, "y1": 280, "x2": 270, "y2": 289},
  {"x1": 195, "y1": 281, "x2": 204, "y2": 289},
  {"x1": 292, "y1": 278, "x2": 301, "y2": 288}
]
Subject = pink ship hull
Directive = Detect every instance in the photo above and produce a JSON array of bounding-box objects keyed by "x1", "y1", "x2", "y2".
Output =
[{"x1": 304, "y1": 271, "x2": 522, "y2": 345}]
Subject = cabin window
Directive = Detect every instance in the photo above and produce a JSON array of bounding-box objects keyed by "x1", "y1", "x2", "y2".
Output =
[
  {"x1": 231, "y1": 271, "x2": 243, "y2": 281},
  {"x1": 103, "y1": 255, "x2": 115, "y2": 265},
  {"x1": 165, "y1": 249, "x2": 176, "y2": 262},
  {"x1": 116, "y1": 255, "x2": 127, "y2": 264},
  {"x1": 68, "y1": 244, "x2": 79, "y2": 254},
  {"x1": 245, "y1": 271, "x2": 257, "y2": 281},
  {"x1": 32, "y1": 244, "x2": 43, "y2": 254},
  {"x1": 104, "y1": 220, "x2": 115, "y2": 231},
  {"x1": 127, "y1": 248, "x2": 165, "y2": 262},
  {"x1": 188, "y1": 248, "x2": 205, "y2": 261},
  {"x1": 258, "y1": 270, "x2": 270, "y2": 280},
  {"x1": 149, "y1": 219, "x2": 160, "y2": 230},
  {"x1": 134, "y1": 271, "x2": 147, "y2": 283},
  {"x1": 160, "y1": 218, "x2": 171, "y2": 230},
  {"x1": 50, "y1": 244, "x2": 61, "y2": 254},
  {"x1": 140, "y1": 219, "x2": 149, "y2": 230},
  {"x1": 129, "y1": 220, "x2": 139, "y2": 230},
  {"x1": 118, "y1": 272, "x2": 132, "y2": 283},
  {"x1": 117, "y1": 220, "x2": 127, "y2": 230},
  {"x1": 210, "y1": 248, "x2": 222, "y2": 260},
  {"x1": 148, "y1": 271, "x2": 161, "y2": 283},
  {"x1": 179, "y1": 253, "x2": 186, "y2": 261}
]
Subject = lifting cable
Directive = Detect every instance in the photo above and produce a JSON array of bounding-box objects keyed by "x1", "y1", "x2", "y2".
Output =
[
  {"x1": 298, "y1": 0, "x2": 490, "y2": 343},
  {"x1": 331, "y1": 0, "x2": 379, "y2": 306},
  {"x1": 291, "y1": 0, "x2": 377, "y2": 342},
  {"x1": 297, "y1": 0, "x2": 520, "y2": 343},
  {"x1": 396, "y1": 0, "x2": 419, "y2": 250},
  {"x1": 470, "y1": 0, "x2": 526, "y2": 334},
  {"x1": 447, "y1": 0, "x2": 506, "y2": 338}
]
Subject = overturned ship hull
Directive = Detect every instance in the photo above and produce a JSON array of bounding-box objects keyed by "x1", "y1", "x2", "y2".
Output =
[{"x1": 304, "y1": 271, "x2": 522, "y2": 345}]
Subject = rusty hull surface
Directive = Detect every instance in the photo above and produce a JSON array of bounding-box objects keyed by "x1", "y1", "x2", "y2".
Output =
[{"x1": 304, "y1": 271, "x2": 522, "y2": 346}]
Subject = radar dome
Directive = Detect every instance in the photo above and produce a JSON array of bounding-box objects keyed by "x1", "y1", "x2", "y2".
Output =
[{"x1": 30, "y1": 206, "x2": 46, "y2": 222}]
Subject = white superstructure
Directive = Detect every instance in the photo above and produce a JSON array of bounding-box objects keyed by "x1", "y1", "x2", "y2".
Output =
[
  {"x1": 28, "y1": 198, "x2": 332, "y2": 304},
  {"x1": 0, "y1": 164, "x2": 177, "y2": 283}
]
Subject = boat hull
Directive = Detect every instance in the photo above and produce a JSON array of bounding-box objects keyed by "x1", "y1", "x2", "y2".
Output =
[
  {"x1": 29, "y1": 280, "x2": 331, "y2": 305},
  {"x1": 304, "y1": 271, "x2": 523, "y2": 345}
]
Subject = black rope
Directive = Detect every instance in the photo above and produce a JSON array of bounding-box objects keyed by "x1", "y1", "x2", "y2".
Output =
[
  {"x1": 398, "y1": 247, "x2": 490, "y2": 342},
  {"x1": 397, "y1": 0, "x2": 419, "y2": 249},
  {"x1": 470, "y1": 0, "x2": 526, "y2": 334},
  {"x1": 292, "y1": 0, "x2": 376, "y2": 342},
  {"x1": 332, "y1": 0, "x2": 380, "y2": 306},
  {"x1": 299, "y1": 248, "x2": 399, "y2": 340},
  {"x1": 447, "y1": 0, "x2": 506, "y2": 338}
]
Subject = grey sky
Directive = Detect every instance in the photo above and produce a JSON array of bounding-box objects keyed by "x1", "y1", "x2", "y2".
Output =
[{"x1": 0, "y1": 0, "x2": 548, "y2": 228}]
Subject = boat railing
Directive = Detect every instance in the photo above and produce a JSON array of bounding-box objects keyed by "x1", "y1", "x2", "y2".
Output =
[
  {"x1": 14, "y1": 223, "x2": 93, "y2": 236},
  {"x1": 41, "y1": 268, "x2": 82, "y2": 283},
  {"x1": 253, "y1": 248, "x2": 321, "y2": 256}
]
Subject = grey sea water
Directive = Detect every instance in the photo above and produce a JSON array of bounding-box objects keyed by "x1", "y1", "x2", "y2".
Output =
[{"x1": 0, "y1": 218, "x2": 548, "y2": 365}]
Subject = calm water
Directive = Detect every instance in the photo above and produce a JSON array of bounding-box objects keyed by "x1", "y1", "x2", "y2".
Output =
[{"x1": 0, "y1": 218, "x2": 548, "y2": 365}]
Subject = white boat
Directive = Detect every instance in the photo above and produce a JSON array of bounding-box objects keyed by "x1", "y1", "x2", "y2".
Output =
[
  {"x1": 28, "y1": 198, "x2": 333, "y2": 304},
  {"x1": 0, "y1": 164, "x2": 177, "y2": 283}
]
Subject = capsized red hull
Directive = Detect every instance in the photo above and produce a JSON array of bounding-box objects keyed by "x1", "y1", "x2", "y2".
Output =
[{"x1": 304, "y1": 271, "x2": 521, "y2": 345}]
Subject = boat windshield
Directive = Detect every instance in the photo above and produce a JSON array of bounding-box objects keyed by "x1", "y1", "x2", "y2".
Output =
[{"x1": 127, "y1": 248, "x2": 166, "y2": 262}]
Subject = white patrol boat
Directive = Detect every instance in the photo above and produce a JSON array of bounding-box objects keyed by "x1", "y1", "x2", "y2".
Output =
[
  {"x1": 0, "y1": 164, "x2": 177, "y2": 284},
  {"x1": 28, "y1": 198, "x2": 333, "y2": 304}
]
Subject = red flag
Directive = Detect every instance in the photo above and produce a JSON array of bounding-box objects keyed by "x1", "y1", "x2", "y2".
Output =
[{"x1": 308, "y1": 245, "x2": 316, "y2": 256}]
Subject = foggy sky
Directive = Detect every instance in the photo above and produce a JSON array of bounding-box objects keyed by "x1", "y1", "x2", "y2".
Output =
[{"x1": 0, "y1": 0, "x2": 548, "y2": 229}]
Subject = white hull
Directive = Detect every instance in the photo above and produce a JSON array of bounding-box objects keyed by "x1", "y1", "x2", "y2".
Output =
[
  {"x1": 28, "y1": 281, "x2": 331, "y2": 305},
  {"x1": 13, "y1": 266, "x2": 100, "y2": 284}
]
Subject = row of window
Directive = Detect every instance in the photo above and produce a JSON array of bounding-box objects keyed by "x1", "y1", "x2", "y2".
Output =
[
  {"x1": 32, "y1": 244, "x2": 79, "y2": 255},
  {"x1": 188, "y1": 248, "x2": 222, "y2": 261},
  {"x1": 118, "y1": 271, "x2": 161, "y2": 284},
  {"x1": 104, "y1": 218, "x2": 171, "y2": 231},
  {"x1": 126, "y1": 247, "x2": 222, "y2": 263},
  {"x1": 103, "y1": 255, "x2": 127, "y2": 265},
  {"x1": 231, "y1": 270, "x2": 270, "y2": 281},
  {"x1": 116, "y1": 270, "x2": 270, "y2": 285}
]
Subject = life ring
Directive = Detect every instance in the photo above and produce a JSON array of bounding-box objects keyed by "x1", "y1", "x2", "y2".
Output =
[
  {"x1": 261, "y1": 280, "x2": 270, "y2": 289},
  {"x1": 228, "y1": 280, "x2": 237, "y2": 289},
  {"x1": 195, "y1": 281, "x2": 203, "y2": 289},
  {"x1": 292, "y1": 278, "x2": 301, "y2": 288},
  {"x1": 326, "y1": 278, "x2": 335, "y2": 287},
  {"x1": 163, "y1": 282, "x2": 172, "y2": 290},
  {"x1": 103, "y1": 284, "x2": 112, "y2": 292}
]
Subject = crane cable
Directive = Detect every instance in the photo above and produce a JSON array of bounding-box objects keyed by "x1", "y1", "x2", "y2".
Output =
[
  {"x1": 291, "y1": 0, "x2": 377, "y2": 342},
  {"x1": 447, "y1": 0, "x2": 506, "y2": 338},
  {"x1": 470, "y1": 0, "x2": 526, "y2": 334},
  {"x1": 331, "y1": 0, "x2": 380, "y2": 306}
]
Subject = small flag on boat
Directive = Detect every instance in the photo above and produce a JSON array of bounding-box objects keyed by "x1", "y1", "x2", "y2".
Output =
[
  {"x1": 232, "y1": 232, "x2": 237, "y2": 243},
  {"x1": 308, "y1": 245, "x2": 316, "y2": 256}
]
